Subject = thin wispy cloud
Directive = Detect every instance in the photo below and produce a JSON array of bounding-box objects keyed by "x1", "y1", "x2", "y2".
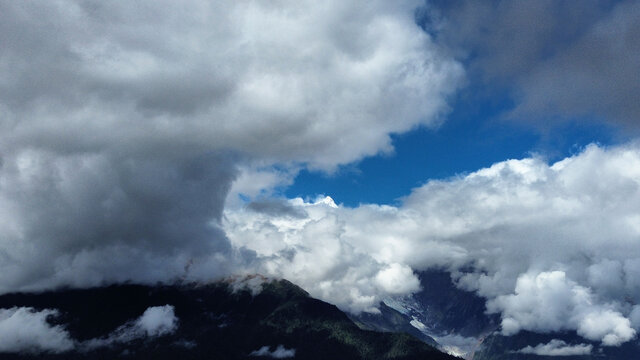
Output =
[{"x1": 517, "y1": 339, "x2": 593, "y2": 356}]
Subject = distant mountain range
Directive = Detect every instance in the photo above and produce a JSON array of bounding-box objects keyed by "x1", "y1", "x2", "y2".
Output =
[{"x1": 353, "y1": 270, "x2": 640, "y2": 360}]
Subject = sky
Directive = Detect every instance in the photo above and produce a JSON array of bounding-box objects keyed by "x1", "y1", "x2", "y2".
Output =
[
  {"x1": 1, "y1": 0, "x2": 640, "y2": 352},
  {"x1": 285, "y1": 86, "x2": 620, "y2": 206}
]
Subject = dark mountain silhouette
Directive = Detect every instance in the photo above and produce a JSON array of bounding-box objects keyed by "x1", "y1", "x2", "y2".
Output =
[{"x1": 0, "y1": 278, "x2": 460, "y2": 360}]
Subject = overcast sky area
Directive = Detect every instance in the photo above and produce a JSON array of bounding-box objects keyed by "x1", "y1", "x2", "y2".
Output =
[{"x1": 1, "y1": 0, "x2": 640, "y2": 349}]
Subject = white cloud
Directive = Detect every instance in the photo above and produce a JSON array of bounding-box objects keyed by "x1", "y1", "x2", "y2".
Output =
[
  {"x1": 135, "y1": 305, "x2": 178, "y2": 337},
  {"x1": 0, "y1": 307, "x2": 74, "y2": 354},
  {"x1": 486, "y1": 271, "x2": 635, "y2": 346},
  {"x1": 0, "y1": 305, "x2": 178, "y2": 354},
  {"x1": 225, "y1": 197, "x2": 422, "y2": 313},
  {"x1": 375, "y1": 263, "x2": 421, "y2": 295},
  {"x1": 83, "y1": 305, "x2": 178, "y2": 349},
  {"x1": 517, "y1": 339, "x2": 592, "y2": 356},
  {"x1": 577, "y1": 309, "x2": 635, "y2": 347},
  {"x1": 250, "y1": 345, "x2": 296, "y2": 358},
  {"x1": 225, "y1": 143, "x2": 640, "y2": 344}
]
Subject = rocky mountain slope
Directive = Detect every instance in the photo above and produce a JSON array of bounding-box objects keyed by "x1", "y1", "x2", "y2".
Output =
[{"x1": 354, "y1": 270, "x2": 640, "y2": 360}]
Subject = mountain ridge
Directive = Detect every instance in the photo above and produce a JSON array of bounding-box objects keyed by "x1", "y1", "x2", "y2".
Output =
[{"x1": 0, "y1": 278, "x2": 460, "y2": 360}]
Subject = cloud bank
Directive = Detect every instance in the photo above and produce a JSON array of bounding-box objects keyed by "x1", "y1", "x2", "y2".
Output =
[
  {"x1": 0, "y1": 0, "x2": 461, "y2": 293},
  {"x1": 225, "y1": 143, "x2": 640, "y2": 344},
  {"x1": 0, "y1": 0, "x2": 461, "y2": 167}
]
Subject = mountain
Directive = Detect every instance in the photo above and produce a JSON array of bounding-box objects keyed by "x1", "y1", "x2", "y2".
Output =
[
  {"x1": 351, "y1": 270, "x2": 498, "y2": 359},
  {"x1": 353, "y1": 270, "x2": 640, "y2": 360},
  {"x1": 349, "y1": 301, "x2": 439, "y2": 347},
  {"x1": 0, "y1": 278, "x2": 459, "y2": 360}
]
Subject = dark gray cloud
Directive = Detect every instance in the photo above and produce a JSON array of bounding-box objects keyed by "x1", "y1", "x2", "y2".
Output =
[
  {"x1": 247, "y1": 200, "x2": 307, "y2": 219},
  {"x1": 423, "y1": 0, "x2": 640, "y2": 129},
  {"x1": 0, "y1": 151, "x2": 236, "y2": 291}
]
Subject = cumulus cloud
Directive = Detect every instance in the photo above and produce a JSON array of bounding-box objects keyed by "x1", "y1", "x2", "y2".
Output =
[
  {"x1": 0, "y1": 307, "x2": 74, "y2": 354},
  {"x1": 0, "y1": 0, "x2": 461, "y2": 167},
  {"x1": 517, "y1": 339, "x2": 593, "y2": 356},
  {"x1": 225, "y1": 196, "x2": 423, "y2": 313},
  {"x1": 250, "y1": 345, "x2": 296, "y2": 358},
  {"x1": 486, "y1": 271, "x2": 635, "y2": 346},
  {"x1": 0, "y1": 0, "x2": 461, "y2": 293},
  {"x1": 83, "y1": 305, "x2": 178, "y2": 349},
  {"x1": 225, "y1": 143, "x2": 640, "y2": 344}
]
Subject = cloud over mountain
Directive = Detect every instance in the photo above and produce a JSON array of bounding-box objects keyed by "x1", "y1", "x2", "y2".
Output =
[
  {"x1": 0, "y1": 0, "x2": 461, "y2": 292},
  {"x1": 225, "y1": 143, "x2": 640, "y2": 344},
  {"x1": 83, "y1": 305, "x2": 178, "y2": 349}
]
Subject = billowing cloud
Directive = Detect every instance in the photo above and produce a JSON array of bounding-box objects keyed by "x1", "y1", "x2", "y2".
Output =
[
  {"x1": 225, "y1": 143, "x2": 640, "y2": 344},
  {"x1": 0, "y1": 0, "x2": 461, "y2": 167},
  {"x1": 487, "y1": 271, "x2": 634, "y2": 346},
  {"x1": 517, "y1": 339, "x2": 593, "y2": 356},
  {"x1": 225, "y1": 196, "x2": 423, "y2": 313},
  {"x1": 0, "y1": 0, "x2": 461, "y2": 293},
  {"x1": 0, "y1": 307, "x2": 74, "y2": 354}
]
